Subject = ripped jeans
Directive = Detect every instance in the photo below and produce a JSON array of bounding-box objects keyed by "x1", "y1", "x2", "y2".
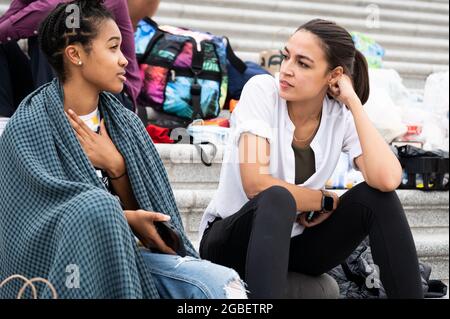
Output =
[{"x1": 139, "y1": 248, "x2": 247, "y2": 299}]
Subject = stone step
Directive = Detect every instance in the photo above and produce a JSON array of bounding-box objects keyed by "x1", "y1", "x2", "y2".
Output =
[
  {"x1": 154, "y1": 15, "x2": 449, "y2": 90},
  {"x1": 157, "y1": 144, "x2": 225, "y2": 190},
  {"x1": 154, "y1": 0, "x2": 449, "y2": 92},
  {"x1": 157, "y1": 2, "x2": 449, "y2": 39},
  {"x1": 155, "y1": 16, "x2": 450, "y2": 58},
  {"x1": 276, "y1": 0, "x2": 449, "y2": 15},
  {"x1": 165, "y1": 0, "x2": 449, "y2": 26},
  {"x1": 410, "y1": 229, "x2": 449, "y2": 281}
]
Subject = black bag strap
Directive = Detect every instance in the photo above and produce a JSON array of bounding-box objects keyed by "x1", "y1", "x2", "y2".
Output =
[
  {"x1": 138, "y1": 17, "x2": 165, "y2": 64},
  {"x1": 190, "y1": 41, "x2": 205, "y2": 120},
  {"x1": 224, "y1": 37, "x2": 247, "y2": 74},
  {"x1": 194, "y1": 142, "x2": 218, "y2": 167},
  {"x1": 137, "y1": 105, "x2": 148, "y2": 126},
  {"x1": 190, "y1": 83, "x2": 203, "y2": 120}
]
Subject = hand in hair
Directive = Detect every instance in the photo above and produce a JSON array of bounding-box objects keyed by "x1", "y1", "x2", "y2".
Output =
[
  {"x1": 328, "y1": 74, "x2": 360, "y2": 108},
  {"x1": 66, "y1": 109, "x2": 125, "y2": 178}
]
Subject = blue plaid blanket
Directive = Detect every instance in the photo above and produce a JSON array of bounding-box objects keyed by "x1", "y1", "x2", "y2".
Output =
[{"x1": 0, "y1": 79, "x2": 198, "y2": 298}]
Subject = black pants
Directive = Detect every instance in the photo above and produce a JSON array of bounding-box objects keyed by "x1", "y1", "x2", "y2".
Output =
[
  {"x1": 27, "y1": 36, "x2": 56, "y2": 89},
  {"x1": 0, "y1": 41, "x2": 34, "y2": 117},
  {"x1": 200, "y1": 183, "x2": 424, "y2": 299}
]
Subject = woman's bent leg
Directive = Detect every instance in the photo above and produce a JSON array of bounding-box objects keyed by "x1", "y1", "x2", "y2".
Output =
[
  {"x1": 200, "y1": 186, "x2": 297, "y2": 298},
  {"x1": 289, "y1": 182, "x2": 423, "y2": 299}
]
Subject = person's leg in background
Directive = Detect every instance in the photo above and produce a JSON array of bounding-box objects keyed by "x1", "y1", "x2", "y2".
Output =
[
  {"x1": 289, "y1": 182, "x2": 423, "y2": 299},
  {"x1": 0, "y1": 44, "x2": 15, "y2": 117},
  {"x1": 128, "y1": 0, "x2": 161, "y2": 29},
  {"x1": 200, "y1": 186, "x2": 297, "y2": 298},
  {"x1": 139, "y1": 248, "x2": 247, "y2": 299},
  {"x1": 0, "y1": 42, "x2": 34, "y2": 117},
  {"x1": 28, "y1": 36, "x2": 55, "y2": 88}
]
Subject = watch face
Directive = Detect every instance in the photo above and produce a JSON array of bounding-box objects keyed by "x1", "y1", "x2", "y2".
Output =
[{"x1": 324, "y1": 196, "x2": 334, "y2": 211}]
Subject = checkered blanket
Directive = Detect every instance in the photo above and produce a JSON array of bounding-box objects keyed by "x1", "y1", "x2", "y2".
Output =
[{"x1": 0, "y1": 79, "x2": 197, "y2": 298}]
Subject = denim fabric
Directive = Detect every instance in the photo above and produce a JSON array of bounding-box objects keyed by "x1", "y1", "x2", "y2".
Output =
[{"x1": 140, "y1": 248, "x2": 246, "y2": 299}]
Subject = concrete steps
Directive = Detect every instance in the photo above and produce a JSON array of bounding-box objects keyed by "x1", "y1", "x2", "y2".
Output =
[
  {"x1": 153, "y1": 0, "x2": 449, "y2": 91},
  {"x1": 155, "y1": 17, "x2": 449, "y2": 65},
  {"x1": 157, "y1": 2, "x2": 448, "y2": 39},
  {"x1": 165, "y1": 0, "x2": 449, "y2": 26}
]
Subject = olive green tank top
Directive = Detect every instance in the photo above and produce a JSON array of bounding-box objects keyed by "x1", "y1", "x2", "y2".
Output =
[{"x1": 292, "y1": 143, "x2": 316, "y2": 185}]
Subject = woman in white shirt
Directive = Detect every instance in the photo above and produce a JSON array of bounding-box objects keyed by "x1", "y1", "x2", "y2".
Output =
[{"x1": 199, "y1": 19, "x2": 423, "y2": 299}]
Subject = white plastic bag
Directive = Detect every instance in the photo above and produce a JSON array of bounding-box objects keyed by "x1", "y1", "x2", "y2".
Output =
[
  {"x1": 421, "y1": 71, "x2": 449, "y2": 151},
  {"x1": 423, "y1": 71, "x2": 449, "y2": 118},
  {"x1": 187, "y1": 125, "x2": 230, "y2": 146},
  {"x1": 364, "y1": 69, "x2": 408, "y2": 143}
]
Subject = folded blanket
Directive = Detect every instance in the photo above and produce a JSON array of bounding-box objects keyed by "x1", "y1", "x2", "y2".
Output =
[{"x1": 0, "y1": 79, "x2": 198, "y2": 299}]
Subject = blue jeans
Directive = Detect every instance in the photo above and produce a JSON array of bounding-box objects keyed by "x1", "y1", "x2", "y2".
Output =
[{"x1": 140, "y1": 248, "x2": 247, "y2": 299}]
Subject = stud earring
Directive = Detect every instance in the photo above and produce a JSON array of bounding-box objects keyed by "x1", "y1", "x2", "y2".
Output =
[{"x1": 78, "y1": 61, "x2": 82, "y2": 66}]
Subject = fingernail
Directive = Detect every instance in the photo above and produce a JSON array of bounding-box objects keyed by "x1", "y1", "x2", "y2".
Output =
[{"x1": 68, "y1": 109, "x2": 74, "y2": 115}]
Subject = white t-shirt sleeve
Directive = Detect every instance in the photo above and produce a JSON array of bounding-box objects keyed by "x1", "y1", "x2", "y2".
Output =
[
  {"x1": 342, "y1": 111, "x2": 363, "y2": 170},
  {"x1": 231, "y1": 74, "x2": 276, "y2": 145}
]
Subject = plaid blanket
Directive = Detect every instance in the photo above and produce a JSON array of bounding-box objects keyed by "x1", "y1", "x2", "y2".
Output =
[{"x1": 0, "y1": 79, "x2": 198, "y2": 298}]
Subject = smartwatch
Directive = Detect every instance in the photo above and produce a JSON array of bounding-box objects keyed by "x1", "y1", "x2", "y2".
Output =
[{"x1": 321, "y1": 190, "x2": 334, "y2": 212}]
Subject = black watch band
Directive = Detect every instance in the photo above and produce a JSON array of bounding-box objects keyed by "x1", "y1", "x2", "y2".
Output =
[{"x1": 320, "y1": 190, "x2": 334, "y2": 212}]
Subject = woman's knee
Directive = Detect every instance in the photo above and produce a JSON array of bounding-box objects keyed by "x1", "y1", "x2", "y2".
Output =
[
  {"x1": 342, "y1": 182, "x2": 404, "y2": 224},
  {"x1": 143, "y1": 253, "x2": 248, "y2": 299},
  {"x1": 182, "y1": 259, "x2": 248, "y2": 299},
  {"x1": 345, "y1": 182, "x2": 400, "y2": 206},
  {"x1": 255, "y1": 185, "x2": 297, "y2": 220}
]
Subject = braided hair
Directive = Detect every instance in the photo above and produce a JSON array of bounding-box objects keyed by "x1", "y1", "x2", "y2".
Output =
[{"x1": 38, "y1": 0, "x2": 114, "y2": 82}]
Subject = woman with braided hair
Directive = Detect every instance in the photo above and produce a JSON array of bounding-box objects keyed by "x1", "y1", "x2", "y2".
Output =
[
  {"x1": 0, "y1": 0, "x2": 247, "y2": 299},
  {"x1": 0, "y1": 0, "x2": 156, "y2": 117}
]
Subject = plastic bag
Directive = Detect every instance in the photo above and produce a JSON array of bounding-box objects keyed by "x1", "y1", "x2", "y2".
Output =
[
  {"x1": 364, "y1": 69, "x2": 408, "y2": 143},
  {"x1": 421, "y1": 71, "x2": 449, "y2": 152},
  {"x1": 187, "y1": 124, "x2": 230, "y2": 146},
  {"x1": 326, "y1": 153, "x2": 365, "y2": 189}
]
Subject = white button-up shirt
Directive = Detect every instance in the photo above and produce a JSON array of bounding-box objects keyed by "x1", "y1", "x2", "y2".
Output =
[{"x1": 199, "y1": 74, "x2": 363, "y2": 239}]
